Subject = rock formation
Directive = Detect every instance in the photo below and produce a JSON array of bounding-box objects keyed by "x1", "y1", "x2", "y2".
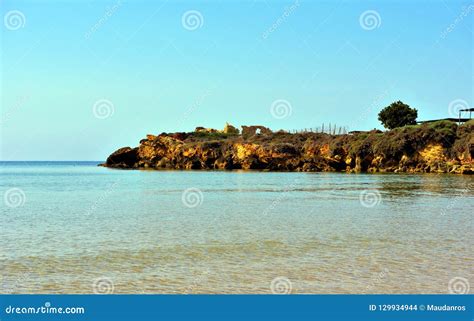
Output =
[
  {"x1": 195, "y1": 122, "x2": 240, "y2": 135},
  {"x1": 102, "y1": 120, "x2": 474, "y2": 174},
  {"x1": 241, "y1": 125, "x2": 272, "y2": 138},
  {"x1": 223, "y1": 122, "x2": 239, "y2": 134}
]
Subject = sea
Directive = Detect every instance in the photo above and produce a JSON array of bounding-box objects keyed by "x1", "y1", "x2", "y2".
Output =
[{"x1": 1, "y1": 161, "x2": 472, "y2": 294}]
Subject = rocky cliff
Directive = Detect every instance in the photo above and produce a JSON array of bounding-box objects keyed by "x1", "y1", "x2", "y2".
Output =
[{"x1": 102, "y1": 120, "x2": 474, "y2": 174}]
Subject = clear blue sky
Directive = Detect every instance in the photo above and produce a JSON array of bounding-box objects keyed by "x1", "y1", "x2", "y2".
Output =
[{"x1": 1, "y1": 0, "x2": 472, "y2": 160}]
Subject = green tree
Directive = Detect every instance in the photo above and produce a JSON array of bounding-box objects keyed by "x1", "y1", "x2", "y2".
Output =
[{"x1": 378, "y1": 101, "x2": 418, "y2": 129}]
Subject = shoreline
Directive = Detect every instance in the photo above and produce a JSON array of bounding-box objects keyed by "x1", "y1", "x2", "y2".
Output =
[
  {"x1": 99, "y1": 165, "x2": 473, "y2": 175},
  {"x1": 102, "y1": 120, "x2": 474, "y2": 175}
]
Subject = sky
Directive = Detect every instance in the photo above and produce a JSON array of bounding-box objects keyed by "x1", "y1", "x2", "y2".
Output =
[{"x1": 1, "y1": 0, "x2": 473, "y2": 160}]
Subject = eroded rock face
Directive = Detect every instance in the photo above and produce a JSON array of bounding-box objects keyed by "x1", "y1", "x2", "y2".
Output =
[
  {"x1": 101, "y1": 121, "x2": 474, "y2": 174},
  {"x1": 104, "y1": 147, "x2": 139, "y2": 168}
]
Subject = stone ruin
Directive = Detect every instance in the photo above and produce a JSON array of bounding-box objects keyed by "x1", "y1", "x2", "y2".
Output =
[
  {"x1": 241, "y1": 125, "x2": 272, "y2": 137},
  {"x1": 195, "y1": 122, "x2": 239, "y2": 134},
  {"x1": 194, "y1": 126, "x2": 218, "y2": 133},
  {"x1": 194, "y1": 123, "x2": 272, "y2": 137},
  {"x1": 223, "y1": 123, "x2": 239, "y2": 134}
]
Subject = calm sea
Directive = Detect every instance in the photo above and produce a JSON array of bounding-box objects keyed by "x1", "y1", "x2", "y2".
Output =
[{"x1": 1, "y1": 161, "x2": 472, "y2": 294}]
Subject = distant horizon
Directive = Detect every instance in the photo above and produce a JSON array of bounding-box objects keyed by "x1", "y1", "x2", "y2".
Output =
[{"x1": 0, "y1": 160, "x2": 104, "y2": 162}]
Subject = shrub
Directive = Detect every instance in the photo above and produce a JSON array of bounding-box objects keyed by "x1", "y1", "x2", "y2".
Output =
[{"x1": 378, "y1": 101, "x2": 418, "y2": 129}]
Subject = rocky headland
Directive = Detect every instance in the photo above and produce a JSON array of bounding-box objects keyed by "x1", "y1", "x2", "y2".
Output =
[{"x1": 102, "y1": 120, "x2": 474, "y2": 174}]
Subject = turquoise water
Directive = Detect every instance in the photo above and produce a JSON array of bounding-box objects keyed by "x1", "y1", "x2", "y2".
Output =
[{"x1": 1, "y1": 162, "x2": 473, "y2": 294}]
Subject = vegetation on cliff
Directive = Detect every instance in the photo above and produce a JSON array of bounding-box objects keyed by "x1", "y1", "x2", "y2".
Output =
[
  {"x1": 378, "y1": 100, "x2": 418, "y2": 129},
  {"x1": 103, "y1": 120, "x2": 473, "y2": 174}
]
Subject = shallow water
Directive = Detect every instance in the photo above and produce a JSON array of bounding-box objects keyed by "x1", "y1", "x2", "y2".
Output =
[{"x1": 1, "y1": 161, "x2": 473, "y2": 294}]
